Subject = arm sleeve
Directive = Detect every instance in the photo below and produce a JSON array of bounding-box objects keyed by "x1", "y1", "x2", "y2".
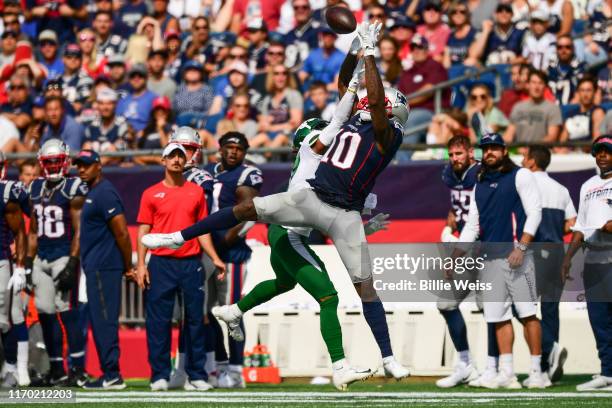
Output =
[
  {"x1": 318, "y1": 90, "x2": 356, "y2": 146},
  {"x1": 458, "y1": 189, "x2": 480, "y2": 243},
  {"x1": 515, "y1": 168, "x2": 542, "y2": 237},
  {"x1": 563, "y1": 188, "x2": 577, "y2": 220},
  {"x1": 136, "y1": 191, "x2": 153, "y2": 225},
  {"x1": 101, "y1": 190, "x2": 125, "y2": 221},
  {"x1": 549, "y1": 104, "x2": 563, "y2": 126}
]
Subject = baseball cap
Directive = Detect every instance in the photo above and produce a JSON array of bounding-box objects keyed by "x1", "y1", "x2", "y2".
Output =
[
  {"x1": 152, "y1": 96, "x2": 171, "y2": 110},
  {"x1": 530, "y1": 9, "x2": 550, "y2": 22},
  {"x1": 73, "y1": 150, "x2": 101, "y2": 165},
  {"x1": 219, "y1": 131, "x2": 249, "y2": 149},
  {"x1": 247, "y1": 18, "x2": 267, "y2": 32},
  {"x1": 478, "y1": 133, "x2": 506, "y2": 148},
  {"x1": 423, "y1": 1, "x2": 441, "y2": 11},
  {"x1": 592, "y1": 135, "x2": 612, "y2": 157},
  {"x1": 96, "y1": 87, "x2": 118, "y2": 102},
  {"x1": 391, "y1": 15, "x2": 416, "y2": 30},
  {"x1": 94, "y1": 74, "x2": 112, "y2": 86},
  {"x1": 411, "y1": 33, "x2": 429, "y2": 49},
  {"x1": 64, "y1": 43, "x2": 82, "y2": 57},
  {"x1": 162, "y1": 143, "x2": 187, "y2": 158},
  {"x1": 45, "y1": 78, "x2": 63, "y2": 90},
  {"x1": 107, "y1": 54, "x2": 125, "y2": 66},
  {"x1": 211, "y1": 32, "x2": 236, "y2": 48},
  {"x1": 128, "y1": 63, "x2": 148, "y2": 77},
  {"x1": 38, "y1": 30, "x2": 58, "y2": 44},
  {"x1": 182, "y1": 60, "x2": 203, "y2": 73},
  {"x1": 148, "y1": 48, "x2": 169, "y2": 59},
  {"x1": 227, "y1": 60, "x2": 248, "y2": 75},
  {"x1": 164, "y1": 29, "x2": 181, "y2": 41},
  {"x1": 33, "y1": 96, "x2": 45, "y2": 108}
]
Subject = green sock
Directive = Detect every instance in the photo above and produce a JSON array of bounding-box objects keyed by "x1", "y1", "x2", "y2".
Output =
[
  {"x1": 237, "y1": 280, "x2": 285, "y2": 313},
  {"x1": 319, "y1": 295, "x2": 344, "y2": 363}
]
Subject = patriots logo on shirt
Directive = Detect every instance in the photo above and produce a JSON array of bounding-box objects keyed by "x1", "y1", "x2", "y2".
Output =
[
  {"x1": 490, "y1": 183, "x2": 498, "y2": 189},
  {"x1": 153, "y1": 192, "x2": 166, "y2": 199}
]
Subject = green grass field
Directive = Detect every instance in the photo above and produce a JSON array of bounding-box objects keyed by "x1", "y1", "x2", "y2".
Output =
[{"x1": 5, "y1": 375, "x2": 612, "y2": 408}]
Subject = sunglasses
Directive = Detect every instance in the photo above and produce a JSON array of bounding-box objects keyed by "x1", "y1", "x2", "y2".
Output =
[
  {"x1": 79, "y1": 35, "x2": 95, "y2": 42},
  {"x1": 293, "y1": 5, "x2": 310, "y2": 10},
  {"x1": 130, "y1": 73, "x2": 146, "y2": 79},
  {"x1": 2, "y1": 32, "x2": 17, "y2": 39},
  {"x1": 470, "y1": 94, "x2": 488, "y2": 100},
  {"x1": 267, "y1": 51, "x2": 284, "y2": 56},
  {"x1": 370, "y1": 13, "x2": 385, "y2": 18},
  {"x1": 451, "y1": 9, "x2": 467, "y2": 15},
  {"x1": 273, "y1": 71, "x2": 288, "y2": 76},
  {"x1": 233, "y1": 103, "x2": 249, "y2": 108},
  {"x1": 10, "y1": 84, "x2": 25, "y2": 90},
  {"x1": 194, "y1": 25, "x2": 209, "y2": 30},
  {"x1": 185, "y1": 79, "x2": 201, "y2": 85},
  {"x1": 4, "y1": 20, "x2": 18, "y2": 26},
  {"x1": 40, "y1": 40, "x2": 57, "y2": 47},
  {"x1": 46, "y1": 84, "x2": 61, "y2": 90},
  {"x1": 557, "y1": 44, "x2": 572, "y2": 50},
  {"x1": 230, "y1": 54, "x2": 247, "y2": 59}
]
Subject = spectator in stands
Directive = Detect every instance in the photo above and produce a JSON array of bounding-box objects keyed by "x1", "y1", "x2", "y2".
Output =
[
  {"x1": 378, "y1": 36, "x2": 402, "y2": 87},
  {"x1": 151, "y1": 0, "x2": 180, "y2": 34},
  {"x1": 303, "y1": 81, "x2": 335, "y2": 121},
  {"x1": 230, "y1": 0, "x2": 283, "y2": 34},
  {"x1": 284, "y1": 0, "x2": 320, "y2": 70},
  {"x1": 504, "y1": 70, "x2": 562, "y2": 143},
  {"x1": 425, "y1": 107, "x2": 468, "y2": 146},
  {"x1": 147, "y1": 49, "x2": 177, "y2": 102},
  {"x1": 1, "y1": 13, "x2": 26, "y2": 42},
  {"x1": 37, "y1": 30, "x2": 64, "y2": 79},
  {"x1": 574, "y1": 34, "x2": 608, "y2": 66},
  {"x1": 116, "y1": 0, "x2": 149, "y2": 37},
  {"x1": 93, "y1": 11, "x2": 128, "y2": 58},
  {"x1": 22, "y1": 97, "x2": 45, "y2": 151},
  {"x1": 465, "y1": 0, "x2": 499, "y2": 31},
  {"x1": 164, "y1": 30, "x2": 183, "y2": 81},
  {"x1": 368, "y1": 3, "x2": 387, "y2": 27},
  {"x1": 212, "y1": 44, "x2": 249, "y2": 80},
  {"x1": 416, "y1": 1, "x2": 451, "y2": 63},
  {"x1": 41, "y1": 96, "x2": 84, "y2": 150},
  {"x1": 560, "y1": 76, "x2": 605, "y2": 143},
  {"x1": 521, "y1": 10, "x2": 556, "y2": 70},
  {"x1": 388, "y1": 15, "x2": 415, "y2": 67},
  {"x1": 0, "y1": 30, "x2": 17, "y2": 69},
  {"x1": 205, "y1": 32, "x2": 236, "y2": 79},
  {"x1": 210, "y1": 60, "x2": 259, "y2": 117},
  {"x1": 603, "y1": 110, "x2": 612, "y2": 135},
  {"x1": 596, "y1": 48, "x2": 611, "y2": 104},
  {"x1": 106, "y1": 54, "x2": 131, "y2": 99},
  {"x1": 173, "y1": 61, "x2": 214, "y2": 127},
  {"x1": 216, "y1": 92, "x2": 265, "y2": 146},
  {"x1": 43, "y1": 79, "x2": 76, "y2": 116},
  {"x1": 444, "y1": 1, "x2": 477, "y2": 69},
  {"x1": 1, "y1": 75, "x2": 33, "y2": 136},
  {"x1": 246, "y1": 19, "x2": 269, "y2": 73},
  {"x1": 385, "y1": 0, "x2": 409, "y2": 17},
  {"x1": 134, "y1": 96, "x2": 174, "y2": 165},
  {"x1": 60, "y1": 44, "x2": 94, "y2": 114},
  {"x1": 24, "y1": 0, "x2": 87, "y2": 43},
  {"x1": 79, "y1": 28, "x2": 107, "y2": 79},
  {"x1": 18, "y1": 159, "x2": 40, "y2": 186},
  {"x1": 465, "y1": 83, "x2": 509, "y2": 142},
  {"x1": 398, "y1": 34, "x2": 449, "y2": 148},
  {"x1": 250, "y1": 41, "x2": 289, "y2": 97},
  {"x1": 117, "y1": 63, "x2": 158, "y2": 133},
  {"x1": 467, "y1": 3, "x2": 525, "y2": 66},
  {"x1": 182, "y1": 17, "x2": 214, "y2": 72},
  {"x1": 83, "y1": 88, "x2": 130, "y2": 165},
  {"x1": 258, "y1": 64, "x2": 303, "y2": 149},
  {"x1": 536, "y1": 0, "x2": 573, "y2": 36},
  {"x1": 299, "y1": 26, "x2": 344, "y2": 91},
  {"x1": 135, "y1": 16, "x2": 165, "y2": 52},
  {"x1": 547, "y1": 35, "x2": 586, "y2": 106},
  {"x1": 0, "y1": 113, "x2": 22, "y2": 152}
]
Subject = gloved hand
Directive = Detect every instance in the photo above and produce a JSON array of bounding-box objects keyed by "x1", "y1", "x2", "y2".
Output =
[
  {"x1": 55, "y1": 256, "x2": 79, "y2": 293},
  {"x1": 349, "y1": 35, "x2": 361, "y2": 56},
  {"x1": 359, "y1": 22, "x2": 382, "y2": 57},
  {"x1": 7, "y1": 266, "x2": 27, "y2": 292},
  {"x1": 364, "y1": 213, "x2": 390, "y2": 236},
  {"x1": 347, "y1": 59, "x2": 365, "y2": 94}
]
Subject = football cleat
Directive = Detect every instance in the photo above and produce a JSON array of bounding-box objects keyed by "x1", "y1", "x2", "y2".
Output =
[
  {"x1": 184, "y1": 379, "x2": 213, "y2": 391},
  {"x1": 548, "y1": 342, "x2": 568, "y2": 383},
  {"x1": 67, "y1": 366, "x2": 88, "y2": 387},
  {"x1": 168, "y1": 369, "x2": 187, "y2": 389},
  {"x1": 150, "y1": 378, "x2": 169, "y2": 391},
  {"x1": 436, "y1": 361, "x2": 479, "y2": 388},
  {"x1": 494, "y1": 371, "x2": 522, "y2": 389},
  {"x1": 332, "y1": 361, "x2": 373, "y2": 391},
  {"x1": 229, "y1": 371, "x2": 246, "y2": 389},
  {"x1": 577, "y1": 375, "x2": 612, "y2": 391},
  {"x1": 382, "y1": 357, "x2": 410, "y2": 380},
  {"x1": 141, "y1": 232, "x2": 184, "y2": 249},
  {"x1": 212, "y1": 305, "x2": 244, "y2": 341},
  {"x1": 469, "y1": 368, "x2": 499, "y2": 389},
  {"x1": 83, "y1": 377, "x2": 127, "y2": 390},
  {"x1": 216, "y1": 371, "x2": 237, "y2": 388},
  {"x1": 1, "y1": 372, "x2": 18, "y2": 388}
]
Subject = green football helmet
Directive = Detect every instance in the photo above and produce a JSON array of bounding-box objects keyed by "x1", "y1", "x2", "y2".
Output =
[{"x1": 292, "y1": 118, "x2": 329, "y2": 150}]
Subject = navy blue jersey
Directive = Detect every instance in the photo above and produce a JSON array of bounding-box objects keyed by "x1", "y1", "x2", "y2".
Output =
[
  {"x1": 284, "y1": 19, "x2": 321, "y2": 69},
  {"x1": 204, "y1": 163, "x2": 263, "y2": 263},
  {"x1": 0, "y1": 181, "x2": 29, "y2": 261},
  {"x1": 547, "y1": 59, "x2": 585, "y2": 105},
  {"x1": 310, "y1": 116, "x2": 403, "y2": 212},
  {"x1": 442, "y1": 162, "x2": 481, "y2": 233},
  {"x1": 30, "y1": 177, "x2": 88, "y2": 261},
  {"x1": 447, "y1": 28, "x2": 477, "y2": 66},
  {"x1": 184, "y1": 166, "x2": 214, "y2": 212},
  {"x1": 483, "y1": 26, "x2": 525, "y2": 64}
]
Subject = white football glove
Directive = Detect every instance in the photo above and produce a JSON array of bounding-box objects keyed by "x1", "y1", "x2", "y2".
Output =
[
  {"x1": 364, "y1": 213, "x2": 390, "y2": 236},
  {"x1": 7, "y1": 266, "x2": 26, "y2": 292},
  {"x1": 358, "y1": 22, "x2": 376, "y2": 56},
  {"x1": 347, "y1": 59, "x2": 365, "y2": 93},
  {"x1": 349, "y1": 35, "x2": 361, "y2": 56}
]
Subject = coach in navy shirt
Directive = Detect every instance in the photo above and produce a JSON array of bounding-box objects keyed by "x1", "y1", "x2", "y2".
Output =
[{"x1": 75, "y1": 150, "x2": 134, "y2": 390}]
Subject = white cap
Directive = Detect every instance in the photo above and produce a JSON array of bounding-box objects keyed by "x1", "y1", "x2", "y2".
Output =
[
  {"x1": 162, "y1": 142, "x2": 187, "y2": 158},
  {"x1": 96, "y1": 87, "x2": 118, "y2": 102},
  {"x1": 530, "y1": 9, "x2": 550, "y2": 22}
]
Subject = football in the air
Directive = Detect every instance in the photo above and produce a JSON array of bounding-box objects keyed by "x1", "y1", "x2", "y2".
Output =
[{"x1": 325, "y1": 6, "x2": 357, "y2": 34}]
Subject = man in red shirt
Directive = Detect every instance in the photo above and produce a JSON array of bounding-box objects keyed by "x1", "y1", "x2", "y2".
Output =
[{"x1": 136, "y1": 143, "x2": 220, "y2": 392}]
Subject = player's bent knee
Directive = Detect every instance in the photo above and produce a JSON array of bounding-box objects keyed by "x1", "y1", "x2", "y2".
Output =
[{"x1": 319, "y1": 294, "x2": 339, "y2": 309}]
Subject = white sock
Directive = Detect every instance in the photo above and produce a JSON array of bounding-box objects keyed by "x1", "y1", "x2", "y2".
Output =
[
  {"x1": 229, "y1": 364, "x2": 242, "y2": 373},
  {"x1": 3, "y1": 363, "x2": 16, "y2": 373},
  {"x1": 17, "y1": 341, "x2": 28, "y2": 371},
  {"x1": 175, "y1": 352, "x2": 186, "y2": 372},
  {"x1": 499, "y1": 354, "x2": 513, "y2": 376},
  {"x1": 332, "y1": 358, "x2": 347, "y2": 371},
  {"x1": 205, "y1": 352, "x2": 216, "y2": 374},
  {"x1": 487, "y1": 356, "x2": 498, "y2": 371},
  {"x1": 530, "y1": 355, "x2": 542, "y2": 373},
  {"x1": 217, "y1": 360, "x2": 229, "y2": 374},
  {"x1": 458, "y1": 350, "x2": 470, "y2": 366}
]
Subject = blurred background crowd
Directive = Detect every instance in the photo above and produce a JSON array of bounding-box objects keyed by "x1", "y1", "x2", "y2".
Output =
[{"x1": 0, "y1": 0, "x2": 610, "y2": 165}]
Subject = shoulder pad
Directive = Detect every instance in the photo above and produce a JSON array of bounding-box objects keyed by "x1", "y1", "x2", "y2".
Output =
[{"x1": 64, "y1": 177, "x2": 88, "y2": 199}]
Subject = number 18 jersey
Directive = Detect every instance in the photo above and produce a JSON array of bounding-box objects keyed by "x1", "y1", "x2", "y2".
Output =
[
  {"x1": 309, "y1": 116, "x2": 403, "y2": 212},
  {"x1": 30, "y1": 177, "x2": 88, "y2": 261}
]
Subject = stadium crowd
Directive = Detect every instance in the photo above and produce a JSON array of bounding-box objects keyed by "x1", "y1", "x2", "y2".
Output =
[{"x1": 0, "y1": 0, "x2": 610, "y2": 164}]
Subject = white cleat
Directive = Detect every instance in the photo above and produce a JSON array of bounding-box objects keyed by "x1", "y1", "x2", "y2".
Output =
[
  {"x1": 141, "y1": 233, "x2": 184, "y2": 249},
  {"x1": 332, "y1": 363, "x2": 373, "y2": 391},
  {"x1": 577, "y1": 375, "x2": 612, "y2": 391},
  {"x1": 494, "y1": 371, "x2": 522, "y2": 389},
  {"x1": 548, "y1": 342, "x2": 568, "y2": 383},
  {"x1": 436, "y1": 362, "x2": 479, "y2": 388},
  {"x1": 184, "y1": 379, "x2": 213, "y2": 391},
  {"x1": 229, "y1": 371, "x2": 246, "y2": 389},
  {"x1": 382, "y1": 357, "x2": 410, "y2": 380},
  {"x1": 17, "y1": 367, "x2": 30, "y2": 387},
  {"x1": 525, "y1": 371, "x2": 551, "y2": 389},
  {"x1": 1, "y1": 372, "x2": 17, "y2": 388},
  {"x1": 212, "y1": 305, "x2": 244, "y2": 341},
  {"x1": 217, "y1": 371, "x2": 237, "y2": 388},
  {"x1": 168, "y1": 369, "x2": 187, "y2": 389},
  {"x1": 150, "y1": 378, "x2": 169, "y2": 391},
  {"x1": 469, "y1": 368, "x2": 499, "y2": 389}
]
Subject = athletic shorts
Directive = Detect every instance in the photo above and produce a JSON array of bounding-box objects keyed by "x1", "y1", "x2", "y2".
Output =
[{"x1": 32, "y1": 256, "x2": 77, "y2": 314}]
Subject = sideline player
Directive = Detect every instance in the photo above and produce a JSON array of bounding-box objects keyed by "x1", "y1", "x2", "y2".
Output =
[
  {"x1": 522, "y1": 145, "x2": 576, "y2": 386},
  {"x1": 452, "y1": 133, "x2": 546, "y2": 389},
  {"x1": 142, "y1": 22, "x2": 411, "y2": 379},
  {"x1": 0, "y1": 152, "x2": 30, "y2": 387},
  {"x1": 27, "y1": 140, "x2": 88, "y2": 386},
  {"x1": 561, "y1": 135, "x2": 612, "y2": 391}
]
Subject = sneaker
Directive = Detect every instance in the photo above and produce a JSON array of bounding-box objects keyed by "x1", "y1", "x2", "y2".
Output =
[
  {"x1": 525, "y1": 371, "x2": 550, "y2": 389},
  {"x1": 332, "y1": 361, "x2": 373, "y2": 391},
  {"x1": 548, "y1": 343, "x2": 568, "y2": 383},
  {"x1": 382, "y1": 357, "x2": 410, "y2": 380},
  {"x1": 168, "y1": 369, "x2": 187, "y2": 389},
  {"x1": 212, "y1": 305, "x2": 244, "y2": 341},
  {"x1": 184, "y1": 379, "x2": 213, "y2": 391},
  {"x1": 469, "y1": 367, "x2": 498, "y2": 388},
  {"x1": 495, "y1": 371, "x2": 522, "y2": 389},
  {"x1": 229, "y1": 370, "x2": 246, "y2": 389},
  {"x1": 577, "y1": 375, "x2": 612, "y2": 391},
  {"x1": 150, "y1": 378, "x2": 169, "y2": 391},
  {"x1": 1, "y1": 372, "x2": 18, "y2": 388},
  {"x1": 83, "y1": 377, "x2": 127, "y2": 390},
  {"x1": 207, "y1": 372, "x2": 218, "y2": 388},
  {"x1": 17, "y1": 367, "x2": 30, "y2": 387},
  {"x1": 217, "y1": 371, "x2": 237, "y2": 388},
  {"x1": 67, "y1": 367, "x2": 89, "y2": 387},
  {"x1": 141, "y1": 233, "x2": 183, "y2": 249},
  {"x1": 436, "y1": 361, "x2": 479, "y2": 388},
  {"x1": 523, "y1": 371, "x2": 552, "y2": 388}
]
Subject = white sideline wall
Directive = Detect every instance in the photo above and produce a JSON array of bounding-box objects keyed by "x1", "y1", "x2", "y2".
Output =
[{"x1": 240, "y1": 245, "x2": 599, "y2": 377}]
